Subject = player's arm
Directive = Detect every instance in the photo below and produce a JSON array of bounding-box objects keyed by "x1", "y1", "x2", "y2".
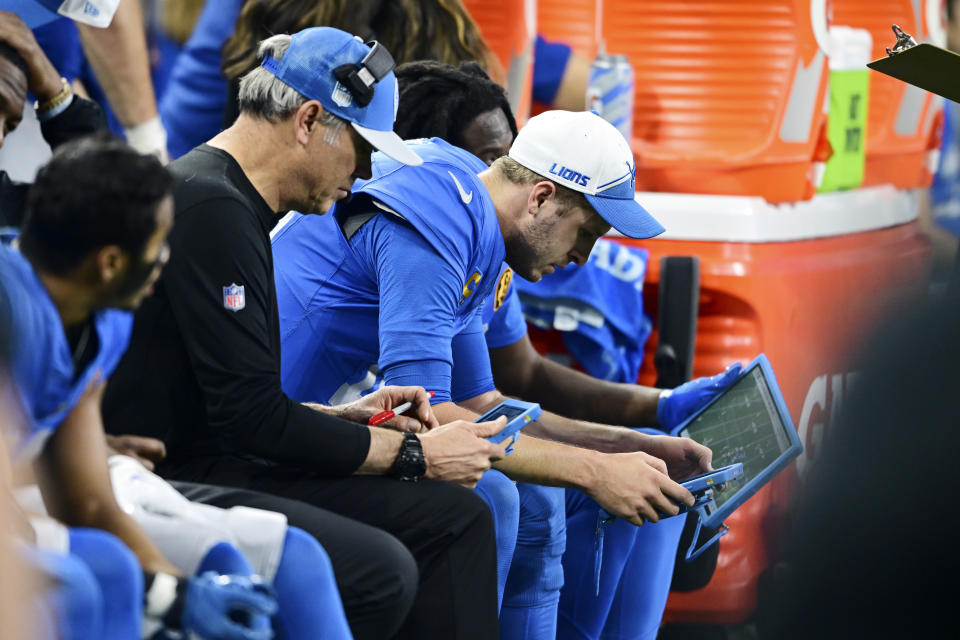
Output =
[
  {"x1": 533, "y1": 35, "x2": 591, "y2": 112},
  {"x1": 487, "y1": 286, "x2": 742, "y2": 433},
  {"x1": 485, "y1": 285, "x2": 661, "y2": 426},
  {"x1": 474, "y1": 307, "x2": 714, "y2": 477},
  {"x1": 0, "y1": 12, "x2": 107, "y2": 151},
  {"x1": 464, "y1": 328, "x2": 712, "y2": 483},
  {"x1": 370, "y1": 214, "x2": 507, "y2": 484},
  {"x1": 470, "y1": 390, "x2": 713, "y2": 481},
  {"x1": 33, "y1": 379, "x2": 180, "y2": 575},
  {"x1": 432, "y1": 398, "x2": 690, "y2": 525},
  {"x1": 76, "y1": 0, "x2": 166, "y2": 158},
  {"x1": 490, "y1": 332, "x2": 661, "y2": 426},
  {"x1": 0, "y1": 421, "x2": 36, "y2": 544},
  {"x1": 448, "y1": 328, "x2": 695, "y2": 521}
]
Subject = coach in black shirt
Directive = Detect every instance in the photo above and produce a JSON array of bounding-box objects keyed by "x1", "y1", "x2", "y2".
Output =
[{"x1": 104, "y1": 28, "x2": 506, "y2": 639}]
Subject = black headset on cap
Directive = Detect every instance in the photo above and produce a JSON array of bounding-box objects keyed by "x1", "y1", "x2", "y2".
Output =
[{"x1": 333, "y1": 41, "x2": 395, "y2": 107}]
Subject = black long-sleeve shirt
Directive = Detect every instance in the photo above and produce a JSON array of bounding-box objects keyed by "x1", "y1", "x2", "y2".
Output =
[
  {"x1": 0, "y1": 96, "x2": 107, "y2": 226},
  {"x1": 103, "y1": 145, "x2": 371, "y2": 475}
]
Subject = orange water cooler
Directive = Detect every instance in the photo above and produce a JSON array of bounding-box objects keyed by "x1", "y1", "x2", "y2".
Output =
[
  {"x1": 625, "y1": 190, "x2": 930, "y2": 624},
  {"x1": 523, "y1": 0, "x2": 939, "y2": 627}
]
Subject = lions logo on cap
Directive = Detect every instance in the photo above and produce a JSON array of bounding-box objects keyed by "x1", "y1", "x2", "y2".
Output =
[{"x1": 493, "y1": 268, "x2": 513, "y2": 312}]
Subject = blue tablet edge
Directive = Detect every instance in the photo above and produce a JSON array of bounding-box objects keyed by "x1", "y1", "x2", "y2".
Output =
[{"x1": 669, "y1": 353, "x2": 803, "y2": 530}]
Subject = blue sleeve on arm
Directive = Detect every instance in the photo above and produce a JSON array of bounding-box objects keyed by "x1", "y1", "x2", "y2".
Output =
[
  {"x1": 33, "y1": 19, "x2": 83, "y2": 82},
  {"x1": 159, "y1": 0, "x2": 245, "y2": 159},
  {"x1": 533, "y1": 34, "x2": 573, "y2": 106},
  {"x1": 366, "y1": 215, "x2": 467, "y2": 404},
  {"x1": 484, "y1": 285, "x2": 528, "y2": 350},
  {"x1": 451, "y1": 314, "x2": 497, "y2": 403}
]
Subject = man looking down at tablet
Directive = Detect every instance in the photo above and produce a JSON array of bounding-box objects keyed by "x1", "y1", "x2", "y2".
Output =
[
  {"x1": 391, "y1": 60, "x2": 742, "y2": 640},
  {"x1": 271, "y1": 109, "x2": 723, "y2": 638}
]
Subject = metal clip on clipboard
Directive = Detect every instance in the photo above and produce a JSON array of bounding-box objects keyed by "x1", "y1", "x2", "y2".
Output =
[
  {"x1": 868, "y1": 25, "x2": 960, "y2": 104},
  {"x1": 885, "y1": 24, "x2": 918, "y2": 56}
]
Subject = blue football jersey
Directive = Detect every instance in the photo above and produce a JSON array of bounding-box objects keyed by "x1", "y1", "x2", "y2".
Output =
[
  {"x1": 273, "y1": 138, "x2": 505, "y2": 404},
  {"x1": 509, "y1": 239, "x2": 652, "y2": 383},
  {"x1": 0, "y1": 245, "x2": 133, "y2": 460}
]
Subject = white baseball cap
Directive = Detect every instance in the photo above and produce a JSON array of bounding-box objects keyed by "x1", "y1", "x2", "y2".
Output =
[{"x1": 507, "y1": 110, "x2": 664, "y2": 239}]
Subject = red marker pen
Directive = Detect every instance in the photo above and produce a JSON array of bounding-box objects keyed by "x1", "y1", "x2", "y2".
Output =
[{"x1": 368, "y1": 391, "x2": 435, "y2": 426}]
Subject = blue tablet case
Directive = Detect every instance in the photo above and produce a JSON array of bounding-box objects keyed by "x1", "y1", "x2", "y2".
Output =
[{"x1": 671, "y1": 354, "x2": 802, "y2": 556}]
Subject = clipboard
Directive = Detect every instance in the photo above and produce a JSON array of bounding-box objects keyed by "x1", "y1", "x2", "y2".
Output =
[{"x1": 868, "y1": 27, "x2": 960, "y2": 103}]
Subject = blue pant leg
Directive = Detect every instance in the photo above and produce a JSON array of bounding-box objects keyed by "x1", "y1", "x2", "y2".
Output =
[
  {"x1": 473, "y1": 469, "x2": 520, "y2": 612},
  {"x1": 24, "y1": 547, "x2": 103, "y2": 640},
  {"x1": 500, "y1": 483, "x2": 566, "y2": 640},
  {"x1": 597, "y1": 428, "x2": 686, "y2": 640},
  {"x1": 557, "y1": 490, "x2": 639, "y2": 640},
  {"x1": 68, "y1": 528, "x2": 143, "y2": 640},
  {"x1": 273, "y1": 527, "x2": 353, "y2": 640},
  {"x1": 599, "y1": 514, "x2": 685, "y2": 640}
]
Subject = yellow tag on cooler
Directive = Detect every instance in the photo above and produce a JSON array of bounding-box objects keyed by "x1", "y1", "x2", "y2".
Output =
[{"x1": 820, "y1": 27, "x2": 872, "y2": 193}]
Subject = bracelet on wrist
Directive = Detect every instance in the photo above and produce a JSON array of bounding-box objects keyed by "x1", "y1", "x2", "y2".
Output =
[{"x1": 35, "y1": 77, "x2": 72, "y2": 115}]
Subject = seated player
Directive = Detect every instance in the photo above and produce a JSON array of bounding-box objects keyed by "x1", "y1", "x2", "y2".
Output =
[
  {"x1": 271, "y1": 106, "x2": 725, "y2": 639},
  {"x1": 394, "y1": 60, "x2": 741, "y2": 640},
  {"x1": 1, "y1": 137, "x2": 353, "y2": 638}
]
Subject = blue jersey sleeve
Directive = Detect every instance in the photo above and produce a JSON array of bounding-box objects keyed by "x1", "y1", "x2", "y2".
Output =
[
  {"x1": 159, "y1": 0, "x2": 245, "y2": 159},
  {"x1": 533, "y1": 34, "x2": 574, "y2": 106},
  {"x1": 33, "y1": 19, "x2": 83, "y2": 82},
  {"x1": 357, "y1": 213, "x2": 466, "y2": 403},
  {"x1": 450, "y1": 314, "x2": 497, "y2": 403},
  {"x1": 483, "y1": 284, "x2": 528, "y2": 350}
]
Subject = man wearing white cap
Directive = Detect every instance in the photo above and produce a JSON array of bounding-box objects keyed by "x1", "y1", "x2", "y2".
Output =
[
  {"x1": 272, "y1": 109, "x2": 712, "y2": 637},
  {"x1": 104, "y1": 28, "x2": 508, "y2": 639}
]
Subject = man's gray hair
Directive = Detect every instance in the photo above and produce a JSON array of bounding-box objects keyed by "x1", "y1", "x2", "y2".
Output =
[{"x1": 238, "y1": 33, "x2": 347, "y2": 142}]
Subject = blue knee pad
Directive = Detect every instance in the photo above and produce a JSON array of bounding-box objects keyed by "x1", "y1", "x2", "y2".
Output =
[
  {"x1": 273, "y1": 526, "x2": 352, "y2": 640},
  {"x1": 500, "y1": 483, "x2": 566, "y2": 640},
  {"x1": 558, "y1": 490, "x2": 640, "y2": 640},
  {"x1": 600, "y1": 515, "x2": 685, "y2": 640},
  {"x1": 68, "y1": 528, "x2": 143, "y2": 640},
  {"x1": 197, "y1": 542, "x2": 271, "y2": 636},
  {"x1": 473, "y1": 469, "x2": 520, "y2": 611},
  {"x1": 198, "y1": 541, "x2": 254, "y2": 575},
  {"x1": 24, "y1": 547, "x2": 103, "y2": 640}
]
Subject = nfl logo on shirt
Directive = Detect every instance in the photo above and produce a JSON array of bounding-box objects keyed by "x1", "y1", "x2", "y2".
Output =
[{"x1": 223, "y1": 283, "x2": 245, "y2": 312}]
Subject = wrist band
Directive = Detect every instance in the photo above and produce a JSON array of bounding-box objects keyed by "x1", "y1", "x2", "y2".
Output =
[
  {"x1": 144, "y1": 571, "x2": 187, "y2": 629},
  {"x1": 124, "y1": 116, "x2": 170, "y2": 163}
]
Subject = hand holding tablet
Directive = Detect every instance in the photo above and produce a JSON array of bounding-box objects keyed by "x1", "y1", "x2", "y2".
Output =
[{"x1": 473, "y1": 399, "x2": 541, "y2": 454}]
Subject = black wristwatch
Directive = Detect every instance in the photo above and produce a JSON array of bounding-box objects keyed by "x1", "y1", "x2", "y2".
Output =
[{"x1": 392, "y1": 433, "x2": 426, "y2": 482}]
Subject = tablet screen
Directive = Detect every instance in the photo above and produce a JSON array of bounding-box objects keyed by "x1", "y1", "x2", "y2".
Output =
[
  {"x1": 478, "y1": 404, "x2": 527, "y2": 422},
  {"x1": 679, "y1": 366, "x2": 793, "y2": 510}
]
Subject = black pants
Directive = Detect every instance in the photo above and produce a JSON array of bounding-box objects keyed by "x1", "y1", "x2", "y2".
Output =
[
  {"x1": 169, "y1": 480, "x2": 417, "y2": 640},
  {"x1": 164, "y1": 456, "x2": 500, "y2": 640}
]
